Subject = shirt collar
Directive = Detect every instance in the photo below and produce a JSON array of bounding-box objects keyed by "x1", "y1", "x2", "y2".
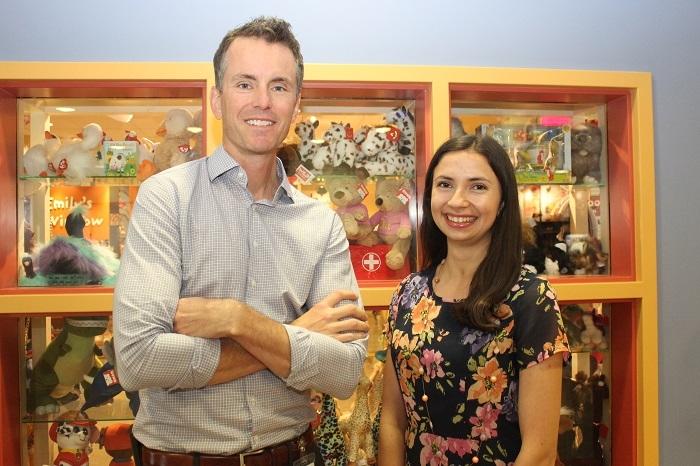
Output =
[{"x1": 206, "y1": 146, "x2": 295, "y2": 203}]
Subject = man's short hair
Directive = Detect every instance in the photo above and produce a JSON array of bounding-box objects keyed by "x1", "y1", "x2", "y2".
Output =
[{"x1": 213, "y1": 16, "x2": 304, "y2": 93}]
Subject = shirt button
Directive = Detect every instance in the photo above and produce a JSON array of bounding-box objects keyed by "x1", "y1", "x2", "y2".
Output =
[
  {"x1": 480, "y1": 434, "x2": 487, "y2": 441},
  {"x1": 418, "y1": 367, "x2": 424, "y2": 375},
  {"x1": 253, "y1": 240, "x2": 258, "y2": 247},
  {"x1": 490, "y1": 375, "x2": 498, "y2": 383},
  {"x1": 471, "y1": 456, "x2": 479, "y2": 464},
  {"x1": 421, "y1": 394, "x2": 428, "y2": 402},
  {"x1": 251, "y1": 280, "x2": 257, "y2": 287},
  {"x1": 493, "y1": 347, "x2": 500, "y2": 354},
  {"x1": 417, "y1": 341, "x2": 424, "y2": 348}
]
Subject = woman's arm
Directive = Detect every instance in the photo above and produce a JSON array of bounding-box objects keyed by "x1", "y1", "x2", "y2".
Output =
[
  {"x1": 378, "y1": 352, "x2": 408, "y2": 466},
  {"x1": 515, "y1": 352, "x2": 564, "y2": 466}
]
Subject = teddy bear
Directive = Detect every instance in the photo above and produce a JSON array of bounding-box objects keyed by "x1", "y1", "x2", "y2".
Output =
[
  {"x1": 571, "y1": 120, "x2": 603, "y2": 184},
  {"x1": 49, "y1": 410, "x2": 99, "y2": 466},
  {"x1": 153, "y1": 108, "x2": 195, "y2": 173},
  {"x1": 370, "y1": 177, "x2": 413, "y2": 270},
  {"x1": 326, "y1": 175, "x2": 379, "y2": 246}
]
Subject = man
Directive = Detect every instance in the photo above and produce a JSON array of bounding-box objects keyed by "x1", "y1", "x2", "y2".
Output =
[{"x1": 113, "y1": 16, "x2": 368, "y2": 465}]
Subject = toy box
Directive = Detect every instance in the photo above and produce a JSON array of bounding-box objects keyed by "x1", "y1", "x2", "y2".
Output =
[
  {"x1": 476, "y1": 122, "x2": 572, "y2": 184},
  {"x1": 350, "y1": 244, "x2": 410, "y2": 281}
]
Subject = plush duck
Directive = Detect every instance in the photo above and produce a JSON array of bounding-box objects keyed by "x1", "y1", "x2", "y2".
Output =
[
  {"x1": 153, "y1": 108, "x2": 194, "y2": 173},
  {"x1": 22, "y1": 131, "x2": 61, "y2": 176},
  {"x1": 50, "y1": 123, "x2": 105, "y2": 182}
]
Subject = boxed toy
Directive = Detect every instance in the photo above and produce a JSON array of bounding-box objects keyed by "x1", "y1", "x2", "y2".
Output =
[
  {"x1": 477, "y1": 121, "x2": 572, "y2": 184},
  {"x1": 103, "y1": 141, "x2": 138, "y2": 177}
]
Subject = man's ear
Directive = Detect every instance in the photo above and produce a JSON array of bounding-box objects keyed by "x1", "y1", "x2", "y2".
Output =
[{"x1": 210, "y1": 86, "x2": 222, "y2": 120}]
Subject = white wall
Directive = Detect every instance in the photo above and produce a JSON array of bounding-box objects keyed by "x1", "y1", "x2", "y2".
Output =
[{"x1": 2, "y1": 0, "x2": 699, "y2": 463}]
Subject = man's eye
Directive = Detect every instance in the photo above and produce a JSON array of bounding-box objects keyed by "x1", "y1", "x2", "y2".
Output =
[
  {"x1": 272, "y1": 85, "x2": 288, "y2": 92},
  {"x1": 237, "y1": 82, "x2": 252, "y2": 90}
]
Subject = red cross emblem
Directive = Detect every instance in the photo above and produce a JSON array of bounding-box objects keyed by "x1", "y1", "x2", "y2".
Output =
[{"x1": 362, "y1": 252, "x2": 381, "y2": 272}]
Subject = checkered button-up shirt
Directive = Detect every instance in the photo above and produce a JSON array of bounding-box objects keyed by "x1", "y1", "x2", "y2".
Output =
[{"x1": 113, "y1": 146, "x2": 367, "y2": 455}]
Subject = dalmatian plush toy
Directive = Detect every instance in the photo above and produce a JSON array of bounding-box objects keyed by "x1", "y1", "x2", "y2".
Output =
[
  {"x1": 385, "y1": 105, "x2": 416, "y2": 155},
  {"x1": 294, "y1": 118, "x2": 320, "y2": 166},
  {"x1": 358, "y1": 126, "x2": 415, "y2": 177},
  {"x1": 312, "y1": 122, "x2": 358, "y2": 172}
]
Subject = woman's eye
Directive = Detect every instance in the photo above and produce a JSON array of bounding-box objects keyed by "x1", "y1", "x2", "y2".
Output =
[{"x1": 473, "y1": 183, "x2": 488, "y2": 191}]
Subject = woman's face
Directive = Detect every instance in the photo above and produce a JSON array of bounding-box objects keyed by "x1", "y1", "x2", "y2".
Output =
[{"x1": 430, "y1": 149, "x2": 502, "y2": 250}]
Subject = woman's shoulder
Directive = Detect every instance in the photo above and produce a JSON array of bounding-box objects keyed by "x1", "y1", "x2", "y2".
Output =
[{"x1": 506, "y1": 266, "x2": 557, "y2": 307}]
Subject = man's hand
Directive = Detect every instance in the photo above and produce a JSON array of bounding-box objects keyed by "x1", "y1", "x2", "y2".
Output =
[
  {"x1": 292, "y1": 290, "x2": 369, "y2": 343},
  {"x1": 173, "y1": 297, "x2": 241, "y2": 338}
]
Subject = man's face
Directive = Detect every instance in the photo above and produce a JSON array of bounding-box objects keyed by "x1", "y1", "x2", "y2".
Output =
[{"x1": 211, "y1": 37, "x2": 301, "y2": 159}]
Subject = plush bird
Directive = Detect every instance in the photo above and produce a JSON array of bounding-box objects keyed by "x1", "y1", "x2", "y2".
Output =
[
  {"x1": 50, "y1": 123, "x2": 105, "y2": 182},
  {"x1": 22, "y1": 131, "x2": 61, "y2": 176},
  {"x1": 153, "y1": 108, "x2": 194, "y2": 173}
]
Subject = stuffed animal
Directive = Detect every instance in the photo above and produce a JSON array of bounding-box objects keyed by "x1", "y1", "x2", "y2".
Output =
[
  {"x1": 189, "y1": 109, "x2": 204, "y2": 160},
  {"x1": 571, "y1": 121, "x2": 602, "y2": 184},
  {"x1": 339, "y1": 374, "x2": 375, "y2": 465},
  {"x1": 313, "y1": 393, "x2": 349, "y2": 466},
  {"x1": 50, "y1": 123, "x2": 105, "y2": 183},
  {"x1": 276, "y1": 144, "x2": 302, "y2": 176},
  {"x1": 49, "y1": 410, "x2": 99, "y2": 466},
  {"x1": 153, "y1": 108, "x2": 195, "y2": 173},
  {"x1": 326, "y1": 175, "x2": 379, "y2": 246},
  {"x1": 82, "y1": 339, "x2": 140, "y2": 416},
  {"x1": 358, "y1": 126, "x2": 414, "y2": 177},
  {"x1": 384, "y1": 105, "x2": 416, "y2": 155},
  {"x1": 31, "y1": 205, "x2": 120, "y2": 286},
  {"x1": 450, "y1": 117, "x2": 467, "y2": 138},
  {"x1": 23, "y1": 131, "x2": 61, "y2": 176},
  {"x1": 370, "y1": 177, "x2": 413, "y2": 270},
  {"x1": 580, "y1": 311, "x2": 608, "y2": 351},
  {"x1": 312, "y1": 122, "x2": 358, "y2": 172},
  {"x1": 29, "y1": 316, "x2": 109, "y2": 415},
  {"x1": 294, "y1": 118, "x2": 320, "y2": 166},
  {"x1": 98, "y1": 423, "x2": 135, "y2": 466}
]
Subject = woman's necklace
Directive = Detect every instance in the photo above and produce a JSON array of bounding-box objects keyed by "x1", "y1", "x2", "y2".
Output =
[{"x1": 433, "y1": 259, "x2": 468, "y2": 303}]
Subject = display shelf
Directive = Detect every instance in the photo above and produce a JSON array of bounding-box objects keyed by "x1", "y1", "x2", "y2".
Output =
[{"x1": 0, "y1": 63, "x2": 658, "y2": 466}]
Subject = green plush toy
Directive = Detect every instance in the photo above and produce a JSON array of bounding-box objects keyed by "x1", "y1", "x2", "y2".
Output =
[{"x1": 29, "y1": 316, "x2": 109, "y2": 415}]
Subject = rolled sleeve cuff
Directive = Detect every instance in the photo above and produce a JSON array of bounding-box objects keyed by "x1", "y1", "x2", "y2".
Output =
[
  {"x1": 169, "y1": 336, "x2": 221, "y2": 390},
  {"x1": 283, "y1": 324, "x2": 320, "y2": 389}
]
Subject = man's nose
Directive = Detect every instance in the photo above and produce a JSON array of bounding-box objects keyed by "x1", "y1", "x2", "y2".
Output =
[{"x1": 253, "y1": 87, "x2": 272, "y2": 108}]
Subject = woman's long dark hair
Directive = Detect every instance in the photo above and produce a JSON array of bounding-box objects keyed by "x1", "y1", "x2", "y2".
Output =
[{"x1": 419, "y1": 134, "x2": 522, "y2": 331}]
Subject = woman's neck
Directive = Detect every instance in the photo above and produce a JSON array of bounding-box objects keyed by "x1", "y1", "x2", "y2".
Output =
[{"x1": 434, "y1": 241, "x2": 490, "y2": 300}]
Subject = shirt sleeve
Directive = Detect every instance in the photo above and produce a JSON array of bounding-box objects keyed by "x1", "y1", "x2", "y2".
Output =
[
  {"x1": 512, "y1": 275, "x2": 570, "y2": 370},
  {"x1": 113, "y1": 176, "x2": 220, "y2": 392},
  {"x1": 283, "y1": 212, "x2": 368, "y2": 400}
]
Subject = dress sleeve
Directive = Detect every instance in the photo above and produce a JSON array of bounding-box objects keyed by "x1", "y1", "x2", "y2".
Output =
[{"x1": 512, "y1": 275, "x2": 570, "y2": 370}]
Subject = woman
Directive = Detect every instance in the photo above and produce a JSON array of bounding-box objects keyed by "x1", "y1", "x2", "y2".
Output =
[{"x1": 379, "y1": 135, "x2": 569, "y2": 465}]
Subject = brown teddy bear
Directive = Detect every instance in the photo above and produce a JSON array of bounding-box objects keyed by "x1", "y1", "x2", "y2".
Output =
[
  {"x1": 326, "y1": 175, "x2": 378, "y2": 246},
  {"x1": 370, "y1": 177, "x2": 413, "y2": 270}
]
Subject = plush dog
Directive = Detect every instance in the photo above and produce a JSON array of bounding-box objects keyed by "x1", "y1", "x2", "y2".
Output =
[
  {"x1": 358, "y1": 126, "x2": 414, "y2": 177},
  {"x1": 49, "y1": 410, "x2": 99, "y2": 466}
]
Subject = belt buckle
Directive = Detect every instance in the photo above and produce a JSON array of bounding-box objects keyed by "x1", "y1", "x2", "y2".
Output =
[{"x1": 238, "y1": 448, "x2": 263, "y2": 466}]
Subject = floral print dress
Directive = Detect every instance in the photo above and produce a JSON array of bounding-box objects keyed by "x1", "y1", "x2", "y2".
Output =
[{"x1": 386, "y1": 266, "x2": 570, "y2": 465}]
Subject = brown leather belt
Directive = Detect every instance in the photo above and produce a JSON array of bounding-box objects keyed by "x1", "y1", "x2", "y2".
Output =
[{"x1": 140, "y1": 427, "x2": 315, "y2": 466}]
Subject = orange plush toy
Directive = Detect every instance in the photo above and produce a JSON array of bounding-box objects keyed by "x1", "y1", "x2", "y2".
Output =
[{"x1": 98, "y1": 423, "x2": 135, "y2": 466}]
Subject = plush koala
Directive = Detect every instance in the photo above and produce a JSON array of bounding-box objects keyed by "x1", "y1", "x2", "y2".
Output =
[
  {"x1": 370, "y1": 177, "x2": 413, "y2": 270},
  {"x1": 571, "y1": 121, "x2": 603, "y2": 184},
  {"x1": 326, "y1": 175, "x2": 378, "y2": 246}
]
